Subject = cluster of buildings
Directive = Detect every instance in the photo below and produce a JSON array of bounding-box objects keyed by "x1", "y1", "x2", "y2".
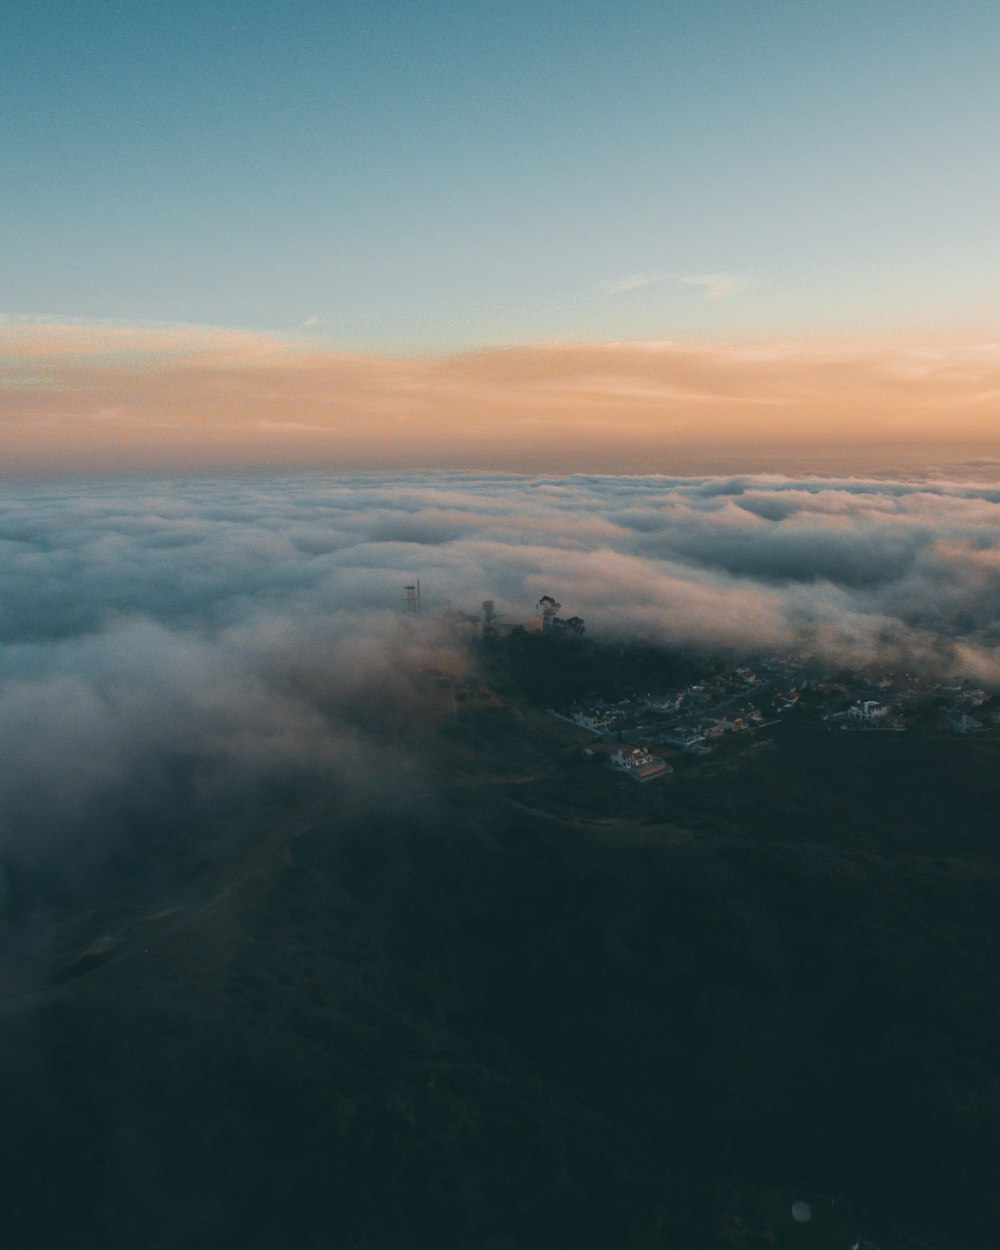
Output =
[
  {"x1": 822, "y1": 674, "x2": 1000, "y2": 735},
  {"x1": 758, "y1": 658, "x2": 1000, "y2": 737},
  {"x1": 550, "y1": 656, "x2": 1000, "y2": 782},
  {"x1": 936, "y1": 684, "x2": 998, "y2": 734},
  {"x1": 549, "y1": 664, "x2": 773, "y2": 780}
]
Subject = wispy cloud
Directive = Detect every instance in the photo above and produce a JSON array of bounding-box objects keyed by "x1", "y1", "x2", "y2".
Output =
[
  {"x1": 595, "y1": 271, "x2": 749, "y2": 300},
  {"x1": 302, "y1": 315, "x2": 322, "y2": 327},
  {"x1": 594, "y1": 272, "x2": 671, "y2": 295},
  {"x1": 680, "y1": 272, "x2": 748, "y2": 299}
]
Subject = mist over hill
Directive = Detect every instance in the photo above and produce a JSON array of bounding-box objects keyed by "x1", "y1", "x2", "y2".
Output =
[{"x1": 3, "y1": 468, "x2": 1000, "y2": 855}]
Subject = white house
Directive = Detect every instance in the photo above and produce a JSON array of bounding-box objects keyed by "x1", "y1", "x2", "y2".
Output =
[
  {"x1": 608, "y1": 745, "x2": 670, "y2": 782},
  {"x1": 570, "y1": 709, "x2": 618, "y2": 733},
  {"x1": 849, "y1": 701, "x2": 889, "y2": 721}
]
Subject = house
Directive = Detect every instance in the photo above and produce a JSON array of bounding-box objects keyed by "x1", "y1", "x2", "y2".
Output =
[
  {"x1": 549, "y1": 706, "x2": 619, "y2": 733},
  {"x1": 584, "y1": 743, "x2": 671, "y2": 781},
  {"x1": 570, "y1": 709, "x2": 618, "y2": 733},
  {"x1": 640, "y1": 692, "x2": 682, "y2": 713},
  {"x1": 607, "y1": 745, "x2": 671, "y2": 782},
  {"x1": 849, "y1": 701, "x2": 889, "y2": 722},
  {"x1": 959, "y1": 688, "x2": 988, "y2": 707}
]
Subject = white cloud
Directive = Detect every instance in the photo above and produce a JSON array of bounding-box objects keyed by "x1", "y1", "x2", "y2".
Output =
[
  {"x1": 595, "y1": 272, "x2": 671, "y2": 295},
  {"x1": 302, "y1": 314, "x2": 322, "y2": 327},
  {"x1": 680, "y1": 272, "x2": 748, "y2": 299},
  {"x1": 595, "y1": 272, "x2": 749, "y2": 300},
  {"x1": 2, "y1": 469, "x2": 1000, "y2": 862}
]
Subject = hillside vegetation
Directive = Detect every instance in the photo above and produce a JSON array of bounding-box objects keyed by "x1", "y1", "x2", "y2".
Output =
[{"x1": 1, "y1": 638, "x2": 998, "y2": 1250}]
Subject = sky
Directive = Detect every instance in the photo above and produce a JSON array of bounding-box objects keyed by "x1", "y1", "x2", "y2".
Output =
[{"x1": 3, "y1": 0, "x2": 999, "y2": 472}]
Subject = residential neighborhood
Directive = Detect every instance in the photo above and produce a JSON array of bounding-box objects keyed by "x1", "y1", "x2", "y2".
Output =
[{"x1": 544, "y1": 652, "x2": 1000, "y2": 780}]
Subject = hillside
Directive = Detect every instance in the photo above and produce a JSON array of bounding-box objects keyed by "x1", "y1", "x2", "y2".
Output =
[{"x1": 1, "y1": 654, "x2": 998, "y2": 1250}]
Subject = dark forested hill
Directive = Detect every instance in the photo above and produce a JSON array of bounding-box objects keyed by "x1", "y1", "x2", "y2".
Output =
[{"x1": 1, "y1": 656, "x2": 998, "y2": 1250}]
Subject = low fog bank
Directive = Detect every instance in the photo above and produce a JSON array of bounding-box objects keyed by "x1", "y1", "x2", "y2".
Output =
[{"x1": 1, "y1": 468, "x2": 998, "y2": 869}]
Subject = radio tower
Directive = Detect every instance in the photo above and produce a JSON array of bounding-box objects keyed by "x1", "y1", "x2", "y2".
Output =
[{"x1": 404, "y1": 579, "x2": 422, "y2": 614}]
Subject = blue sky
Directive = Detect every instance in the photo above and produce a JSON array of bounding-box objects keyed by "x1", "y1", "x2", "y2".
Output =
[{"x1": 4, "y1": 0, "x2": 999, "y2": 350}]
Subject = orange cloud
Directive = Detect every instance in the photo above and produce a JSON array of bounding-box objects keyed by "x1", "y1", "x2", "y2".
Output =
[{"x1": 2, "y1": 321, "x2": 999, "y2": 475}]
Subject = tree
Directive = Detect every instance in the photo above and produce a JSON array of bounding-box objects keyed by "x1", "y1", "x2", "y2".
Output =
[
  {"x1": 537, "y1": 595, "x2": 562, "y2": 629},
  {"x1": 537, "y1": 596, "x2": 585, "y2": 636}
]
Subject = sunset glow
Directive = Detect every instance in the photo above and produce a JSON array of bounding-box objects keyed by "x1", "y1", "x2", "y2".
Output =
[{"x1": 4, "y1": 321, "x2": 999, "y2": 475}]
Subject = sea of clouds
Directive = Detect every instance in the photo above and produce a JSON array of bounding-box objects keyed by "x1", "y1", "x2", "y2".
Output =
[{"x1": 1, "y1": 469, "x2": 998, "y2": 870}]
